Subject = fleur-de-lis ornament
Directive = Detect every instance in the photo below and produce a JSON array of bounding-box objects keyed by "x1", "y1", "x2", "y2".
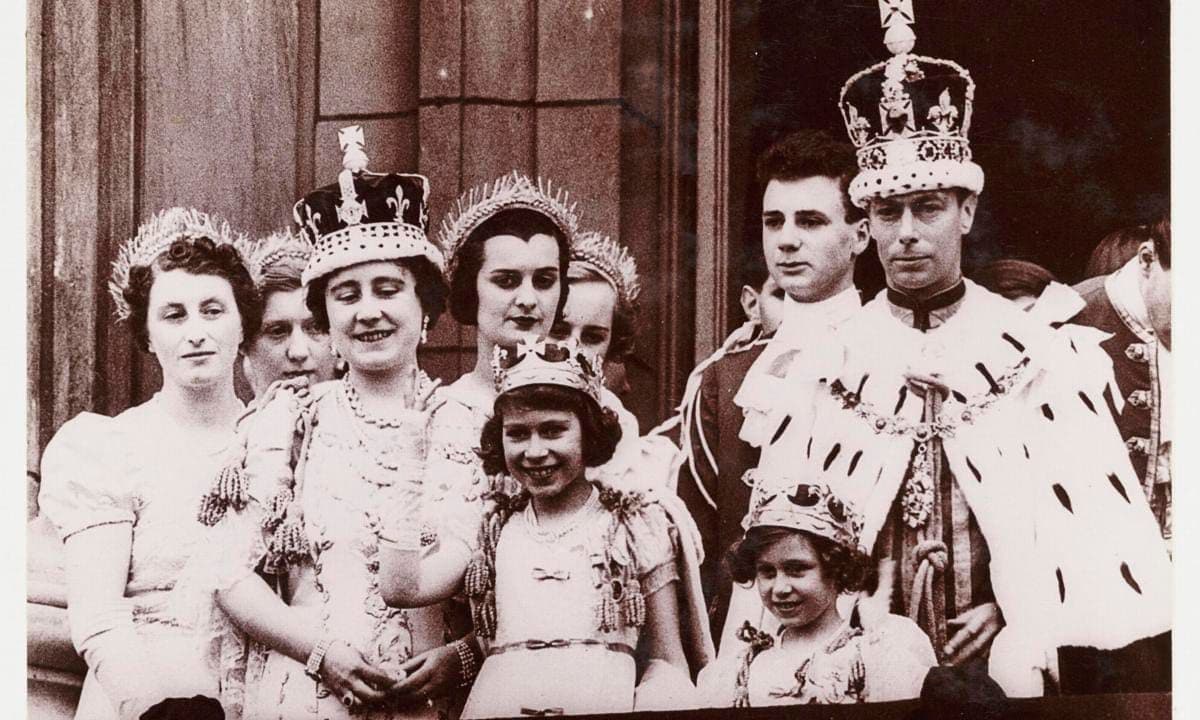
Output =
[
  {"x1": 928, "y1": 89, "x2": 960, "y2": 133},
  {"x1": 847, "y1": 105, "x2": 872, "y2": 146}
]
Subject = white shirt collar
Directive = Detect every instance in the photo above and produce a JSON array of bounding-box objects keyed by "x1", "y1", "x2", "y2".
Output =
[{"x1": 775, "y1": 286, "x2": 861, "y2": 344}]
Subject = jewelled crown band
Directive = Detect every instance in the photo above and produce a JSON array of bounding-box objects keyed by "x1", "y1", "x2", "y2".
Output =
[
  {"x1": 742, "y1": 473, "x2": 862, "y2": 551},
  {"x1": 108, "y1": 206, "x2": 250, "y2": 321},
  {"x1": 570, "y1": 231, "x2": 641, "y2": 308},
  {"x1": 492, "y1": 337, "x2": 605, "y2": 406},
  {"x1": 439, "y1": 171, "x2": 581, "y2": 283}
]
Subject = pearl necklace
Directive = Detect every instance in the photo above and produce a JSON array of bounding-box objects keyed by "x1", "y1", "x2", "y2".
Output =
[
  {"x1": 342, "y1": 375, "x2": 430, "y2": 428},
  {"x1": 522, "y1": 487, "x2": 601, "y2": 544},
  {"x1": 339, "y1": 374, "x2": 434, "y2": 473}
]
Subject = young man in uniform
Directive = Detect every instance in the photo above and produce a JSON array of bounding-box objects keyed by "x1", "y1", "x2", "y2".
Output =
[{"x1": 677, "y1": 129, "x2": 867, "y2": 647}]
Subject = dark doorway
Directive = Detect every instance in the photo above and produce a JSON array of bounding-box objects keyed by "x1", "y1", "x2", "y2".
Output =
[{"x1": 729, "y1": 0, "x2": 1169, "y2": 325}]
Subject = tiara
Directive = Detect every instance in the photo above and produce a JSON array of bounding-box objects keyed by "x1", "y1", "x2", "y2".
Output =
[
  {"x1": 742, "y1": 472, "x2": 862, "y2": 550},
  {"x1": 491, "y1": 337, "x2": 604, "y2": 405},
  {"x1": 108, "y1": 207, "x2": 248, "y2": 321},
  {"x1": 438, "y1": 172, "x2": 580, "y2": 282},
  {"x1": 570, "y1": 231, "x2": 641, "y2": 307},
  {"x1": 243, "y1": 228, "x2": 312, "y2": 287}
]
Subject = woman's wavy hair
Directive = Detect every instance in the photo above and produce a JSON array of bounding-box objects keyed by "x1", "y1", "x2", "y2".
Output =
[
  {"x1": 124, "y1": 236, "x2": 262, "y2": 352},
  {"x1": 725, "y1": 525, "x2": 875, "y2": 595},
  {"x1": 479, "y1": 384, "x2": 622, "y2": 476}
]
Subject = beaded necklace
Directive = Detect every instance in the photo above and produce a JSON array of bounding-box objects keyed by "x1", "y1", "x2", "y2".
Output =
[
  {"x1": 338, "y1": 373, "x2": 434, "y2": 474},
  {"x1": 521, "y1": 487, "x2": 602, "y2": 544}
]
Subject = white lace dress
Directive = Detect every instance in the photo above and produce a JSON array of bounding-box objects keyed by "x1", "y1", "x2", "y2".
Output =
[
  {"x1": 39, "y1": 395, "x2": 231, "y2": 720},
  {"x1": 208, "y1": 380, "x2": 445, "y2": 720},
  {"x1": 697, "y1": 607, "x2": 935, "y2": 706}
]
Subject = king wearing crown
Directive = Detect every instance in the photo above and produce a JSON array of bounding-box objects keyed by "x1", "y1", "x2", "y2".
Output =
[{"x1": 753, "y1": 2, "x2": 1170, "y2": 697}]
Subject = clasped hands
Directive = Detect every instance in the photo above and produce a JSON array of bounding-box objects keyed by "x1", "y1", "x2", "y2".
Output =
[{"x1": 320, "y1": 640, "x2": 464, "y2": 711}]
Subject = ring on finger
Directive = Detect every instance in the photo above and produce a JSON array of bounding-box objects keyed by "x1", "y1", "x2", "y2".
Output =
[{"x1": 341, "y1": 692, "x2": 356, "y2": 708}]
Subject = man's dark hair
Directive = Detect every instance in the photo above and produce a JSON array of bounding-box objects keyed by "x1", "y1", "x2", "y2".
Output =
[
  {"x1": 974, "y1": 259, "x2": 1056, "y2": 301},
  {"x1": 755, "y1": 129, "x2": 864, "y2": 223},
  {"x1": 1084, "y1": 220, "x2": 1169, "y2": 278},
  {"x1": 1153, "y1": 216, "x2": 1170, "y2": 269}
]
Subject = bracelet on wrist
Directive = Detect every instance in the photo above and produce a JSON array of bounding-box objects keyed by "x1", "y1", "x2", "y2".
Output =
[
  {"x1": 305, "y1": 636, "x2": 334, "y2": 681},
  {"x1": 451, "y1": 639, "x2": 480, "y2": 688}
]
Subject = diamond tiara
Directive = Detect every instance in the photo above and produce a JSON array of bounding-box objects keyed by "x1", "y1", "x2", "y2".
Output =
[
  {"x1": 438, "y1": 171, "x2": 580, "y2": 282},
  {"x1": 243, "y1": 228, "x2": 312, "y2": 287},
  {"x1": 570, "y1": 231, "x2": 641, "y2": 307},
  {"x1": 108, "y1": 207, "x2": 249, "y2": 321}
]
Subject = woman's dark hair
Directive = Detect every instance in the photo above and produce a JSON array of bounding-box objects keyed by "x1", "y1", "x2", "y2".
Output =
[
  {"x1": 124, "y1": 235, "x2": 262, "y2": 352},
  {"x1": 973, "y1": 258, "x2": 1056, "y2": 302},
  {"x1": 305, "y1": 255, "x2": 448, "y2": 333},
  {"x1": 478, "y1": 384, "x2": 622, "y2": 476},
  {"x1": 448, "y1": 208, "x2": 571, "y2": 326},
  {"x1": 725, "y1": 525, "x2": 874, "y2": 595},
  {"x1": 565, "y1": 265, "x2": 639, "y2": 362}
]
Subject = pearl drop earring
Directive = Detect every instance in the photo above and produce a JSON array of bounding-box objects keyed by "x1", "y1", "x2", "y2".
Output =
[{"x1": 420, "y1": 316, "x2": 430, "y2": 345}]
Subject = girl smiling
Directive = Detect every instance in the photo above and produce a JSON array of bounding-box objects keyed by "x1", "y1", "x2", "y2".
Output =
[
  {"x1": 380, "y1": 339, "x2": 701, "y2": 716},
  {"x1": 698, "y1": 478, "x2": 935, "y2": 706}
]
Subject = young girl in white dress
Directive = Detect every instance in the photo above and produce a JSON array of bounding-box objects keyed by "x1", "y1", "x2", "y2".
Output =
[
  {"x1": 380, "y1": 339, "x2": 697, "y2": 717},
  {"x1": 697, "y1": 477, "x2": 936, "y2": 706}
]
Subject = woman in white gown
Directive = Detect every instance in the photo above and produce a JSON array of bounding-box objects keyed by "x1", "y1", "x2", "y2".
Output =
[
  {"x1": 39, "y1": 208, "x2": 258, "y2": 720},
  {"x1": 197, "y1": 128, "x2": 462, "y2": 719}
]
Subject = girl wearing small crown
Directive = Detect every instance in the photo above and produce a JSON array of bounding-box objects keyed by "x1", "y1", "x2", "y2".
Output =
[
  {"x1": 196, "y1": 128, "x2": 465, "y2": 719},
  {"x1": 380, "y1": 339, "x2": 702, "y2": 716},
  {"x1": 38, "y1": 207, "x2": 258, "y2": 719},
  {"x1": 415, "y1": 172, "x2": 579, "y2": 596},
  {"x1": 696, "y1": 477, "x2": 935, "y2": 706}
]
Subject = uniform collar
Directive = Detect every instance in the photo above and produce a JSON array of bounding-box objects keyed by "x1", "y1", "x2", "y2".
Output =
[
  {"x1": 1104, "y1": 257, "x2": 1156, "y2": 344},
  {"x1": 885, "y1": 279, "x2": 967, "y2": 331},
  {"x1": 777, "y1": 286, "x2": 862, "y2": 340}
]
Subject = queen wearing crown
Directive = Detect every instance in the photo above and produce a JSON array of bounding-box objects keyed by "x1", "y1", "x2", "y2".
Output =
[
  {"x1": 380, "y1": 339, "x2": 702, "y2": 716},
  {"x1": 38, "y1": 208, "x2": 257, "y2": 719},
  {"x1": 196, "y1": 126, "x2": 460, "y2": 719}
]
